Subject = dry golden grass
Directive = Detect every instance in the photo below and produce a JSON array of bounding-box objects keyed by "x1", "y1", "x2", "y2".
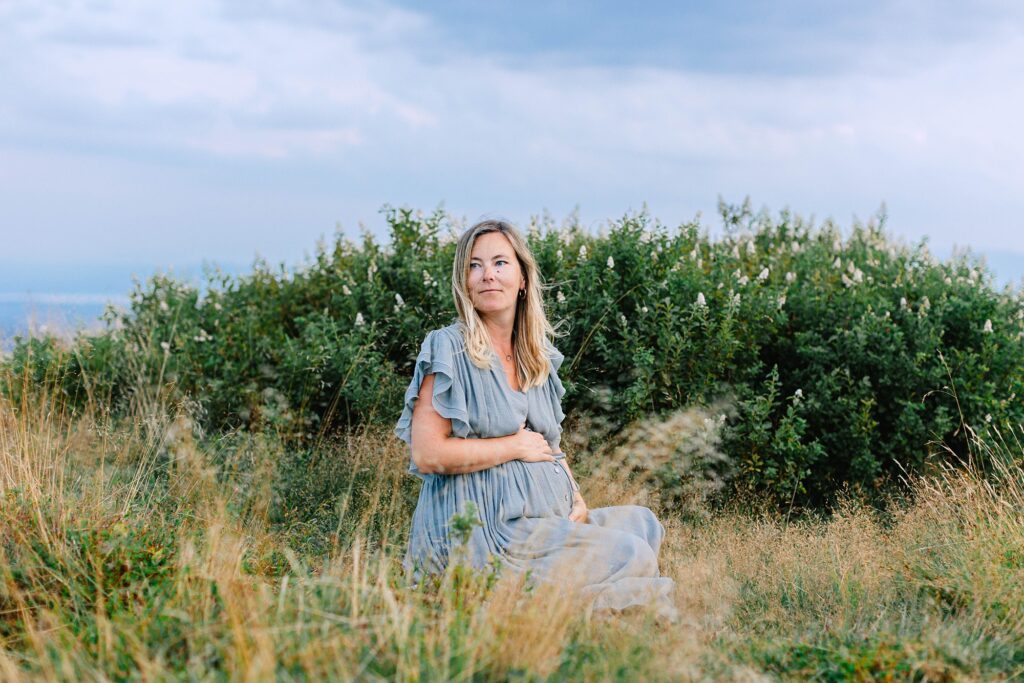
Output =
[{"x1": 2, "y1": 382, "x2": 1023, "y2": 680}]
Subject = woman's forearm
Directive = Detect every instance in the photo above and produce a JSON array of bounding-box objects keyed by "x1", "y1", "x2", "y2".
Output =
[{"x1": 412, "y1": 434, "x2": 516, "y2": 475}]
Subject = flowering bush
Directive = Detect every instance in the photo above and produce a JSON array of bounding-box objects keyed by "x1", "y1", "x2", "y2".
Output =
[{"x1": 4, "y1": 203, "x2": 1023, "y2": 506}]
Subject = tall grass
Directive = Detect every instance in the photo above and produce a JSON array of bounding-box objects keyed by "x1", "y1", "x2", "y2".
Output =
[{"x1": 2, "y1": 364, "x2": 1023, "y2": 680}]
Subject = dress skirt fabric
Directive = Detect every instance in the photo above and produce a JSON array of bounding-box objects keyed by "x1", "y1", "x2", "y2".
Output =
[{"x1": 395, "y1": 322, "x2": 675, "y2": 614}]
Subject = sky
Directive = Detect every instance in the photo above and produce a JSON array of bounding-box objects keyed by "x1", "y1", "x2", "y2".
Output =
[{"x1": 1, "y1": 0, "x2": 1023, "y2": 290}]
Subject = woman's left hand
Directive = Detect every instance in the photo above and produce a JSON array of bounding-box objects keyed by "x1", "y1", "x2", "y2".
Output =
[{"x1": 569, "y1": 492, "x2": 588, "y2": 523}]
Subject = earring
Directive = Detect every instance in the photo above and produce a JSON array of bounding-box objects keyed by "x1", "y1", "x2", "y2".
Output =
[{"x1": 518, "y1": 289, "x2": 525, "y2": 299}]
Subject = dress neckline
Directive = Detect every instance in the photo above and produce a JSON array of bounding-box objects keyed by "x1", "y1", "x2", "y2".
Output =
[{"x1": 492, "y1": 355, "x2": 527, "y2": 396}]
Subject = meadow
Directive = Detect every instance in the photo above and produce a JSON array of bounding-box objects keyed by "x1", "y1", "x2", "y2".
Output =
[{"x1": 2, "y1": 203, "x2": 1023, "y2": 680}]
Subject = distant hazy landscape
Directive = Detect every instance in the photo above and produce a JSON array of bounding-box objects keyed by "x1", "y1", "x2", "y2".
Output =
[{"x1": 0, "y1": 261, "x2": 246, "y2": 350}]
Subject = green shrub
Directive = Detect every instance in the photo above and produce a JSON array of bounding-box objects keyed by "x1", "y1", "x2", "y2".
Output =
[{"x1": 4, "y1": 203, "x2": 1022, "y2": 507}]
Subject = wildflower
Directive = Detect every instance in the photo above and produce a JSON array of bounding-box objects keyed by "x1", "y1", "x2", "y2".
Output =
[
  {"x1": 794, "y1": 388, "x2": 803, "y2": 398},
  {"x1": 579, "y1": 245, "x2": 588, "y2": 260},
  {"x1": 619, "y1": 313, "x2": 627, "y2": 326},
  {"x1": 717, "y1": 282, "x2": 724, "y2": 290},
  {"x1": 696, "y1": 258, "x2": 703, "y2": 269},
  {"x1": 785, "y1": 271, "x2": 797, "y2": 283},
  {"x1": 689, "y1": 248, "x2": 698, "y2": 260},
  {"x1": 731, "y1": 292, "x2": 741, "y2": 306},
  {"x1": 213, "y1": 302, "x2": 223, "y2": 311},
  {"x1": 944, "y1": 276, "x2": 952, "y2": 285},
  {"x1": 747, "y1": 240, "x2": 756, "y2": 256},
  {"x1": 342, "y1": 284, "x2": 352, "y2": 296},
  {"x1": 421, "y1": 271, "x2": 433, "y2": 287},
  {"x1": 556, "y1": 290, "x2": 566, "y2": 303},
  {"x1": 900, "y1": 297, "x2": 908, "y2": 309},
  {"x1": 738, "y1": 275, "x2": 749, "y2": 286},
  {"x1": 983, "y1": 319, "x2": 993, "y2": 333},
  {"x1": 160, "y1": 341, "x2": 170, "y2": 353},
  {"x1": 833, "y1": 237, "x2": 842, "y2": 252},
  {"x1": 852, "y1": 268, "x2": 864, "y2": 284},
  {"x1": 607, "y1": 256, "x2": 615, "y2": 270},
  {"x1": 791, "y1": 241, "x2": 801, "y2": 253},
  {"x1": 159, "y1": 300, "x2": 169, "y2": 312},
  {"x1": 731, "y1": 244, "x2": 740, "y2": 259},
  {"x1": 833, "y1": 257, "x2": 842, "y2": 269},
  {"x1": 556, "y1": 249, "x2": 563, "y2": 260},
  {"x1": 985, "y1": 413, "x2": 993, "y2": 423},
  {"x1": 732, "y1": 269, "x2": 742, "y2": 280},
  {"x1": 777, "y1": 295, "x2": 786, "y2": 309},
  {"x1": 394, "y1": 293, "x2": 405, "y2": 312},
  {"x1": 640, "y1": 305, "x2": 648, "y2": 314},
  {"x1": 920, "y1": 296, "x2": 931, "y2": 312},
  {"x1": 696, "y1": 292, "x2": 707, "y2": 308},
  {"x1": 367, "y1": 261, "x2": 378, "y2": 280},
  {"x1": 841, "y1": 274, "x2": 855, "y2": 288},
  {"x1": 757, "y1": 267, "x2": 770, "y2": 281},
  {"x1": 355, "y1": 312, "x2": 365, "y2": 327}
]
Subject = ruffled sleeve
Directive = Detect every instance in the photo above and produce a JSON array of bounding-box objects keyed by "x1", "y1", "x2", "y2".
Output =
[
  {"x1": 546, "y1": 340, "x2": 567, "y2": 431},
  {"x1": 394, "y1": 328, "x2": 473, "y2": 450}
]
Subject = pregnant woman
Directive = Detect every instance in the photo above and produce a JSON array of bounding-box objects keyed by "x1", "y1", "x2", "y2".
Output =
[{"x1": 394, "y1": 219, "x2": 675, "y2": 616}]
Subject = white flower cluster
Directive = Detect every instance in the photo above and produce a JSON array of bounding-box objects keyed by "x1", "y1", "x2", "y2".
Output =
[
  {"x1": 192, "y1": 328, "x2": 212, "y2": 343},
  {"x1": 840, "y1": 261, "x2": 865, "y2": 288},
  {"x1": 355, "y1": 312, "x2": 366, "y2": 327},
  {"x1": 394, "y1": 293, "x2": 405, "y2": 312},
  {"x1": 556, "y1": 290, "x2": 566, "y2": 303},
  {"x1": 422, "y1": 270, "x2": 437, "y2": 288},
  {"x1": 607, "y1": 256, "x2": 615, "y2": 270}
]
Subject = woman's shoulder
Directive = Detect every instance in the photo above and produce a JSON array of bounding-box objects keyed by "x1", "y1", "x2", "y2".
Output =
[
  {"x1": 418, "y1": 322, "x2": 467, "y2": 359},
  {"x1": 427, "y1": 321, "x2": 465, "y2": 347}
]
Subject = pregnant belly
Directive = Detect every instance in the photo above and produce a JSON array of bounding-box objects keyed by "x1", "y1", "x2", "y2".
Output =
[{"x1": 502, "y1": 459, "x2": 574, "y2": 520}]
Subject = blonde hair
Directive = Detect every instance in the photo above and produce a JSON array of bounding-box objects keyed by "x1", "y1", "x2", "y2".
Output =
[{"x1": 451, "y1": 219, "x2": 560, "y2": 390}]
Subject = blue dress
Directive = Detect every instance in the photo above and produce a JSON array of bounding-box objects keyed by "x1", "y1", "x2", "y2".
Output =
[{"x1": 395, "y1": 322, "x2": 675, "y2": 613}]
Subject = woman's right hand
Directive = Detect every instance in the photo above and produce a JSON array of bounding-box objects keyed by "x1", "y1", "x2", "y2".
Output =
[{"x1": 508, "y1": 425, "x2": 555, "y2": 463}]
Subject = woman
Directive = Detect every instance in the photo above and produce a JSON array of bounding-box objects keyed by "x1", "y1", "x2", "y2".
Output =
[{"x1": 394, "y1": 219, "x2": 675, "y2": 615}]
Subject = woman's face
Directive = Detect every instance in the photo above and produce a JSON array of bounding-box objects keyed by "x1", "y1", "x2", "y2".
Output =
[{"x1": 467, "y1": 231, "x2": 526, "y2": 319}]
